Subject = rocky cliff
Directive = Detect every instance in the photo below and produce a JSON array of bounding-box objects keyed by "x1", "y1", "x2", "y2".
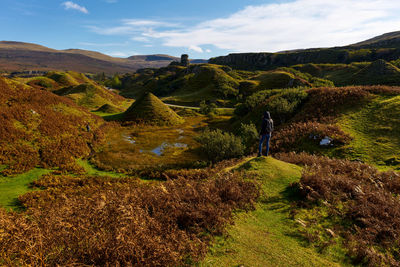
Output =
[{"x1": 209, "y1": 48, "x2": 400, "y2": 70}]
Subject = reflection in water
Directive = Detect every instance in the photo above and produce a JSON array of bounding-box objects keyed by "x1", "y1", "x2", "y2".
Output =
[
  {"x1": 151, "y1": 142, "x2": 188, "y2": 156},
  {"x1": 123, "y1": 134, "x2": 136, "y2": 144},
  {"x1": 123, "y1": 133, "x2": 188, "y2": 156}
]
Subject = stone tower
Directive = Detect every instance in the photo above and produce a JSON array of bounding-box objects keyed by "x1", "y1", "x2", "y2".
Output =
[{"x1": 180, "y1": 54, "x2": 189, "y2": 66}]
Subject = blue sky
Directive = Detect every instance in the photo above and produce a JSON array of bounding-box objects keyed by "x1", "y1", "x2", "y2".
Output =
[{"x1": 1, "y1": 0, "x2": 400, "y2": 59}]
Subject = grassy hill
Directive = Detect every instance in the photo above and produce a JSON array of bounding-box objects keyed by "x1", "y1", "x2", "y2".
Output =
[
  {"x1": 338, "y1": 93, "x2": 400, "y2": 170},
  {"x1": 292, "y1": 60, "x2": 400, "y2": 86},
  {"x1": 124, "y1": 92, "x2": 183, "y2": 125},
  {"x1": 53, "y1": 82, "x2": 125, "y2": 110},
  {"x1": 202, "y1": 157, "x2": 344, "y2": 266},
  {"x1": 233, "y1": 85, "x2": 400, "y2": 170},
  {"x1": 351, "y1": 59, "x2": 400, "y2": 85},
  {"x1": 0, "y1": 73, "x2": 399, "y2": 266},
  {"x1": 95, "y1": 103, "x2": 124, "y2": 114},
  {"x1": 118, "y1": 64, "x2": 331, "y2": 106},
  {"x1": 23, "y1": 71, "x2": 127, "y2": 109},
  {"x1": 0, "y1": 76, "x2": 105, "y2": 175},
  {"x1": 0, "y1": 41, "x2": 181, "y2": 74}
]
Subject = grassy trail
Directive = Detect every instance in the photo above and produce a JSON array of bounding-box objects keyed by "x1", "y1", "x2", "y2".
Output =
[
  {"x1": 77, "y1": 159, "x2": 125, "y2": 178},
  {"x1": 201, "y1": 157, "x2": 344, "y2": 267},
  {"x1": 0, "y1": 169, "x2": 51, "y2": 210}
]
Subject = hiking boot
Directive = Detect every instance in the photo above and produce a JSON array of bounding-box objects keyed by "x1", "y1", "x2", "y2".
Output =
[{"x1": 257, "y1": 153, "x2": 262, "y2": 157}]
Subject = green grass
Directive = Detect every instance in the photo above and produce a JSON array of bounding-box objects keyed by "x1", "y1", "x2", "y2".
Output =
[
  {"x1": 338, "y1": 95, "x2": 400, "y2": 170},
  {"x1": 201, "y1": 157, "x2": 346, "y2": 266},
  {"x1": 77, "y1": 159, "x2": 125, "y2": 178},
  {"x1": 0, "y1": 168, "x2": 51, "y2": 210},
  {"x1": 124, "y1": 92, "x2": 184, "y2": 125}
]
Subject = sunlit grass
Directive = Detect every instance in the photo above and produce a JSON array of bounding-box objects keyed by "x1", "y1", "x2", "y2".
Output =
[
  {"x1": 77, "y1": 159, "x2": 125, "y2": 178},
  {"x1": 338, "y1": 95, "x2": 400, "y2": 170},
  {"x1": 0, "y1": 168, "x2": 51, "y2": 210},
  {"x1": 201, "y1": 157, "x2": 347, "y2": 266}
]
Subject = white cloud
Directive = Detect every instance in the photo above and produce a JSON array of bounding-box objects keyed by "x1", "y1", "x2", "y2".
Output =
[
  {"x1": 62, "y1": 1, "x2": 88, "y2": 14},
  {"x1": 87, "y1": 25, "x2": 135, "y2": 35},
  {"x1": 205, "y1": 49, "x2": 212, "y2": 53},
  {"x1": 141, "y1": 0, "x2": 400, "y2": 52},
  {"x1": 123, "y1": 19, "x2": 179, "y2": 28},
  {"x1": 189, "y1": 45, "x2": 203, "y2": 53},
  {"x1": 131, "y1": 36, "x2": 151, "y2": 42},
  {"x1": 88, "y1": 19, "x2": 181, "y2": 36}
]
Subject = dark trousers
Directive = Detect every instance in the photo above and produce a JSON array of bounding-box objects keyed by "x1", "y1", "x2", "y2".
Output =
[{"x1": 259, "y1": 133, "x2": 271, "y2": 156}]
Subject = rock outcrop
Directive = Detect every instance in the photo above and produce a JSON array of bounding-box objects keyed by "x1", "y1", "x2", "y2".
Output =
[{"x1": 209, "y1": 48, "x2": 400, "y2": 70}]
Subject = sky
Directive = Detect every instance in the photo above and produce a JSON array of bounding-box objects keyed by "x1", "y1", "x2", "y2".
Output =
[{"x1": 1, "y1": 0, "x2": 400, "y2": 59}]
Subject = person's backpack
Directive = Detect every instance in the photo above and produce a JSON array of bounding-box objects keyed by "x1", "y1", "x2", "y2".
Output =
[{"x1": 265, "y1": 119, "x2": 273, "y2": 133}]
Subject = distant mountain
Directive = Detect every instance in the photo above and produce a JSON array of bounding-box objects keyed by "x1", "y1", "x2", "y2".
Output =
[
  {"x1": 210, "y1": 31, "x2": 400, "y2": 70},
  {"x1": 128, "y1": 54, "x2": 179, "y2": 61},
  {"x1": 0, "y1": 41, "x2": 200, "y2": 74},
  {"x1": 128, "y1": 54, "x2": 208, "y2": 64}
]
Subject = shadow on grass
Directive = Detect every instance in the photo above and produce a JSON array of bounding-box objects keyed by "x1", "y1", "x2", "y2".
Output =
[
  {"x1": 103, "y1": 112, "x2": 125, "y2": 121},
  {"x1": 9, "y1": 198, "x2": 27, "y2": 212}
]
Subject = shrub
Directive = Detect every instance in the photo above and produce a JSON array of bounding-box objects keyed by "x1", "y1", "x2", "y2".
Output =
[
  {"x1": 105, "y1": 74, "x2": 122, "y2": 89},
  {"x1": 195, "y1": 129, "x2": 245, "y2": 162},
  {"x1": 199, "y1": 100, "x2": 217, "y2": 115},
  {"x1": 293, "y1": 87, "x2": 371, "y2": 122},
  {"x1": 237, "y1": 123, "x2": 259, "y2": 153},
  {"x1": 0, "y1": 170, "x2": 259, "y2": 266},
  {"x1": 271, "y1": 122, "x2": 351, "y2": 153},
  {"x1": 276, "y1": 152, "x2": 400, "y2": 266},
  {"x1": 266, "y1": 89, "x2": 308, "y2": 124},
  {"x1": 234, "y1": 89, "x2": 281, "y2": 116},
  {"x1": 238, "y1": 80, "x2": 259, "y2": 96}
]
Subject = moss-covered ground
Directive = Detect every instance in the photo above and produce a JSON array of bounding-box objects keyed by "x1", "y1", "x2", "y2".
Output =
[
  {"x1": 77, "y1": 159, "x2": 125, "y2": 178},
  {"x1": 338, "y1": 95, "x2": 400, "y2": 170},
  {"x1": 0, "y1": 168, "x2": 51, "y2": 210},
  {"x1": 201, "y1": 157, "x2": 347, "y2": 266},
  {"x1": 91, "y1": 116, "x2": 208, "y2": 171}
]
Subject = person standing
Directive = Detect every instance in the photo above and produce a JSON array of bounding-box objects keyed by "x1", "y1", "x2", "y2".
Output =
[{"x1": 258, "y1": 111, "x2": 274, "y2": 157}]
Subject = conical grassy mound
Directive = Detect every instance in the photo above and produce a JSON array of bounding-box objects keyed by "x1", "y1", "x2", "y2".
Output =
[
  {"x1": 95, "y1": 103, "x2": 123, "y2": 114},
  {"x1": 53, "y1": 83, "x2": 125, "y2": 109},
  {"x1": 352, "y1": 59, "x2": 400, "y2": 85},
  {"x1": 124, "y1": 92, "x2": 183, "y2": 125}
]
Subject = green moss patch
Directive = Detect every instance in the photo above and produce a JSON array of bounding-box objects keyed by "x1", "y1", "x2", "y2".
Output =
[
  {"x1": 0, "y1": 168, "x2": 51, "y2": 210},
  {"x1": 338, "y1": 95, "x2": 400, "y2": 170}
]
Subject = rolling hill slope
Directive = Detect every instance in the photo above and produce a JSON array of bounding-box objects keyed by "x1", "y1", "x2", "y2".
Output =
[
  {"x1": 0, "y1": 76, "x2": 105, "y2": 175},
  {"x1": 23, "y1": 71, "x2": 127, "y2": 109},
  {"x1": 349, "y1": 31, "x2": 400, "y2": 49},
  {"x1": 0, "y1": 41, "x2": 180, "y2": 74}
]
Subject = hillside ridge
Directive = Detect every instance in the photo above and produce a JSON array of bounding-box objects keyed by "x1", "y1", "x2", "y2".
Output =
[
  {"x1": 210, "y1": 31, "x2": 400, "y2": 70},
  {"x1": 0, "y1": 41, "x2": 184, "y2": 74}
]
